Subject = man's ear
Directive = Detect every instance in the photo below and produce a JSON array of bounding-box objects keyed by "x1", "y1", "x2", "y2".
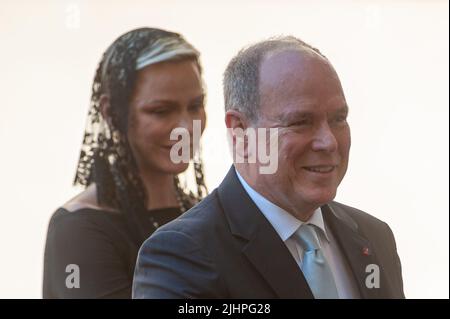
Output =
[
  {"x1": 225, "y1": 109, "x2": 249, "y2": 131},
  {"x1": 99, "y1": 94, "x2": 112, "y2": 127},
  {"x1": 225, "y1": 110, "x2": 252, "y2": 160}
]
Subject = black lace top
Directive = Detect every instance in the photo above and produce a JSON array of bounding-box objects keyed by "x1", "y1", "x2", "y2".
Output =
[{"x1": 43, "y1": 206, "x2": 181, "y2": 298}]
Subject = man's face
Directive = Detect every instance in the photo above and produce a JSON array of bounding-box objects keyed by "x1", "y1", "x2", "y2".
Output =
[{"x1": 251, "y1": 49, "x2": 351, "y2": 217}]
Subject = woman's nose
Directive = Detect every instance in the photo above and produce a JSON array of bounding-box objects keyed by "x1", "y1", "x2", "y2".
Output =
[{"x1": 176, "y1": 115, "x2": 194, "y2": 135}]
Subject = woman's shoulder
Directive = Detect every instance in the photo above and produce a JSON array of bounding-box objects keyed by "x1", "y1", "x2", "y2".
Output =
[
  {"x1": 47, "y1": 208, "x2": 113, "y2": 238},
  {"x1": 49, "y1": 184, "x2": 120, "y2": 232},
  {"x1": 61, "y1": 184, "x2": 118, "y2": 213}
]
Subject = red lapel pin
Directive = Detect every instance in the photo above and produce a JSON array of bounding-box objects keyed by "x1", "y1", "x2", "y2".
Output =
[{"x1": 362, "y1": 247, "x2": 370, "y2": 256}]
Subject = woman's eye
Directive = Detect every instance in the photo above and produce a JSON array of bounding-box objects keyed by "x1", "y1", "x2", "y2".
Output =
[
  {"x1": 189, "y1": 103, "x2": 204, "y2": 112},
  {"x1": 150, "y1": 108, "x2": 169, "y2": 115}
]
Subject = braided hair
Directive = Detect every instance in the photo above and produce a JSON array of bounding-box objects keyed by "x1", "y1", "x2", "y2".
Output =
[{"x1": 73, "y1": 28, "x2": 207, "y2": 244}]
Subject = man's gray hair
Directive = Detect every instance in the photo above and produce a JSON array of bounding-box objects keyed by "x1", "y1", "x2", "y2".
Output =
[{"x1": 223, "y1": 36, "x2": 326, "y2": 123}]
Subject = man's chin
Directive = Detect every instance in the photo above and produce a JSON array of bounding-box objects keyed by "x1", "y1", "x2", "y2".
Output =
[{"x1": 299, "y1": 188, "x2": 337, "y2": 207}]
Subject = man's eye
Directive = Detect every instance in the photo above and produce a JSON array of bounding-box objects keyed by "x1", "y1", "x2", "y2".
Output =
[
  {"x1": 290, "y1": 119, "x2": 311, "y2": 127},
  {"x1": 332, "y1": 115, "x2": 347, "y2": 123}
]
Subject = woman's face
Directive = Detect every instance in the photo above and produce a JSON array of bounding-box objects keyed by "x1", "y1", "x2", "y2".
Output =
[{"x1": 127, "y1": 59, "x2": 206, "y2": 175}]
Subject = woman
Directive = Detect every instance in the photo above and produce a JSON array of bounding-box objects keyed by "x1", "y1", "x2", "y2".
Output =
[{"x1": 43, "y1": 28, "x2": 207, "y2": 298}]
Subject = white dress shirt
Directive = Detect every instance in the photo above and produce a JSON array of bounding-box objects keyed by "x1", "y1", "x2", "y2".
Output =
[{"x1": 236, "y1": 170, "x2": 360, "y2": 299}]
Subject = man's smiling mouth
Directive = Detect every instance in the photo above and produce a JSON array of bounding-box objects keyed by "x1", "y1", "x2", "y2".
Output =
[{"x1": 302, "y1": 165, "x2": 337, "y2": 173}]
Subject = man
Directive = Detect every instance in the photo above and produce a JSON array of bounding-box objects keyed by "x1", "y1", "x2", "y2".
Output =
[{"x1": 132, "y1": 36, "x2": 405, "y2": 299}]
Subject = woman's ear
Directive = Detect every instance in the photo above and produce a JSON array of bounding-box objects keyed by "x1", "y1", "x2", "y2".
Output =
[{"x1": 99, "y1": 94, "x2": 112, "y2": 127}]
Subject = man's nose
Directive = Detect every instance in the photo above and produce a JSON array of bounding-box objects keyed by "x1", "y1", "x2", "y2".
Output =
[{"x1": 311, "y1": 123, "x2": 338, "y2": 152}]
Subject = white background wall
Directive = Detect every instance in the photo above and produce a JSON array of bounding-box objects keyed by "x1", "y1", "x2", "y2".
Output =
[{"x1": 0, "y1": 0, "x2": 448, "y2": 298}]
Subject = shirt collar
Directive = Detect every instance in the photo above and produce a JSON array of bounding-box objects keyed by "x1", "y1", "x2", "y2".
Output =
[{"x1": 235, "y1": 168, "x2": 330, "y2": 243}]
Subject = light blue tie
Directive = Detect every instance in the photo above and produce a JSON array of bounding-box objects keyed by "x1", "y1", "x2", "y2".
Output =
[{"x1": 294, "y1": 223, "x2": 339, "y2": 299}]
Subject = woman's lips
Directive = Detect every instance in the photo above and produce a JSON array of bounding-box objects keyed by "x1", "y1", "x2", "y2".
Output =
[{"x1": 161, "y1": 144, "x2": 193, "y2": 152}]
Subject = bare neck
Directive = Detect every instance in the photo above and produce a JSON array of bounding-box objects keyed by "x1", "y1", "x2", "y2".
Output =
[{"x1": 140, "y1": 169, "x2": 179, "y2": 210}]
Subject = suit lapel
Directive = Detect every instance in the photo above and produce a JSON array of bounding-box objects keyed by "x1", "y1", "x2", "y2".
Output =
[
  {"x1": 242, "y1": 217, "x2": 314, "y2": 299},
  {"x1": 323, "y1": 204, "x2": 389, "y2": 298},
  {"x1": 218, "y1": 167, "x2": 313, "y2": 299}
]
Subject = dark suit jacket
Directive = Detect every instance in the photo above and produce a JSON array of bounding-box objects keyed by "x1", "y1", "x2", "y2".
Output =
[{"x1": 133, "y1": 167, "x2": 405, "y2": 298}]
